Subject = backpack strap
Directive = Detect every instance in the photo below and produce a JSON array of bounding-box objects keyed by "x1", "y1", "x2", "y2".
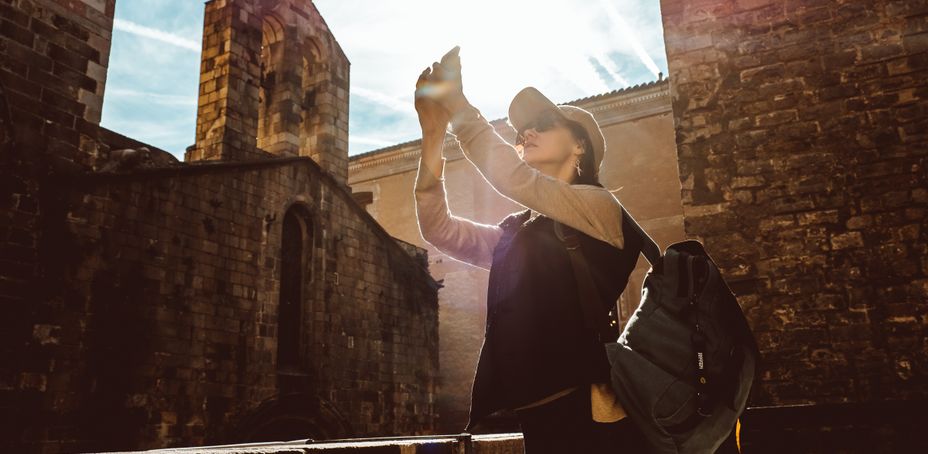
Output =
[
  {"x1": 553, "y1": 206, "x2": 661, "y2": 342},
  {"x1": 687, "y1": 254, "x2": 713, "y2": 417},
  {"x1": 619, "y1": 206, "x2": 662, "y2": 268},
  {"x1": 553, "y1": 221, "x2": 618, "y2": 342}
]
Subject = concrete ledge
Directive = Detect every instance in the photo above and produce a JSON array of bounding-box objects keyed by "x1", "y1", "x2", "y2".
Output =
[{"x1": 98, "y1": 433, "x2": 524, "y2": 454}]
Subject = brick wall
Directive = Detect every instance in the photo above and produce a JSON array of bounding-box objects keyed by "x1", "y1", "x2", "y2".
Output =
[
  {"x1": 4, "y1": 157, "x2": 439, "y2": 452},
  {"x1": 0, "y1": 0, "x2": 115, "y2": 169},
  {"x1": 1, "y1": 1, "x2": 439, "y2": 452},
  {"x1": 2, "y1": 4, "x2": 117, "y2": 452},
  {"x1": 1, "y1": 0, "x2": 116, "y2": 375},
  {"x1": 659, "y1": 0, "x2": 927, "y2": 407}
]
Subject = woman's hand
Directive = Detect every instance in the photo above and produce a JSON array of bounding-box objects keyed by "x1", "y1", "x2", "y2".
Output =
[
  {"x1": 415, "y1": 65, "x2": 451, "y2": 138},
  {"x1": 416, "y1": 46, "x2": 470, "y2": 120}
]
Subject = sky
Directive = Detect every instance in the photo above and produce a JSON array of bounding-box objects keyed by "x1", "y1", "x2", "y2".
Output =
[{"x1": 100, "y1": 0, "x2": 669, "y2": 159}]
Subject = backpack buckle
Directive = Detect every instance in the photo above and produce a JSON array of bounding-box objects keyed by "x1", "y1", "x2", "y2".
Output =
[
  {"x1": 563, "y1": 234, "x2": 581, "y2": 250},
  {"x1": 554, "y1": 221, "x2": 581, "y2": 250}
]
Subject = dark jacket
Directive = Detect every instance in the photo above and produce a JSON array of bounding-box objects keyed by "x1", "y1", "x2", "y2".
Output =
[{"x1": 465, "y1": 208, "x2": 643, "y2": 431}]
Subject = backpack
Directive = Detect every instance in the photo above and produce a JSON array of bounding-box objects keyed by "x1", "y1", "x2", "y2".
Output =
[{"x1": 554, "y1": 206, "x2": 761, "y2": 454}]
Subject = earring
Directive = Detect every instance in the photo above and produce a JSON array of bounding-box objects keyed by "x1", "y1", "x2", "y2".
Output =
[{"x1": 575, "y1": 156, "x2": 582, "y2": 175}]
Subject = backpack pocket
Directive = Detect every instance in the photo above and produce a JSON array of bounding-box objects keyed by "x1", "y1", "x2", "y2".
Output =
[{"x1": 653, "y1": 378, "x2": 698, "y2": 435}]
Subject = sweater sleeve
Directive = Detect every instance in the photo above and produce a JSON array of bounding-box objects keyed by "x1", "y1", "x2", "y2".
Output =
[
  {"x1": 414, "y1": 150, "x2": 504, "y2": 271},
  {"x1": 447, "y1": 103, "x2": 625, "y2": 251}
]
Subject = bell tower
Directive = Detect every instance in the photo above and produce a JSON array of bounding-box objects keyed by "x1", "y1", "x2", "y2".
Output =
[{"x1": 187, "y1": 0, "x2": 351, "y2": 186}]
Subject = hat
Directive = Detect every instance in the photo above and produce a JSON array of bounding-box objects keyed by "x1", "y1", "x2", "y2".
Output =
[{"x1": 508, "y1": 87, "x2": 606, "y2": 179}]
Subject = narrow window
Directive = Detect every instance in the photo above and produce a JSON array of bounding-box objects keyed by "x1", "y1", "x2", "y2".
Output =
[{"x1": 278, "y1": 209, "x2": 304, "y2": 370}]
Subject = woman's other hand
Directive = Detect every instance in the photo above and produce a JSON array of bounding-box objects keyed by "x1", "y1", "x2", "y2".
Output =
[
  {"x1": 416, "y1": 46, "x2": 470, "y2": 118},
  {"x1": 415, "y1": 66, "x2": 451, "y2": 139},
  {"x1": 432, "y1": 45, "x2": 469, "y2": 115}
]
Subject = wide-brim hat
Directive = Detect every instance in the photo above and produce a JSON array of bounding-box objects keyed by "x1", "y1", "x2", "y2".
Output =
[{"x1": 508, "y1": 87, "x2": 606, "y2": 179}]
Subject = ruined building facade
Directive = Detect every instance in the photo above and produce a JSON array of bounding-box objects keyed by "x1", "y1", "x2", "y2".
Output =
[{"x1": 0, "y1": 1, "x2": 439, "y2": 453}]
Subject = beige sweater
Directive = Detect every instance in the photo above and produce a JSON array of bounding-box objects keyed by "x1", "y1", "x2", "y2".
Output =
[{"x1": 413, "y1": 103, "x2": 628, "y2": 423}]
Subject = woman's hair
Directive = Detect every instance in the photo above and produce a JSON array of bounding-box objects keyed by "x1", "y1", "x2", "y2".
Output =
[
  {"x1": 511, "y1": 116, "x2": 602, "y2": 188},
  {"x1": 564, "y1": 120, "x2": 601, "y2": 187}
]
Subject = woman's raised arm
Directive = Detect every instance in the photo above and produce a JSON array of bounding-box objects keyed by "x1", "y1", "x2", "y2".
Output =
[
  {"x1": 447, "y1": 103, "x2": 626, "y2": 251},
  {"x1": 418, "y1": 46, "x2": 624, "y2": 251},
  {"x1": 414, "y1": 134, "x2": 504, "y2": 271}
]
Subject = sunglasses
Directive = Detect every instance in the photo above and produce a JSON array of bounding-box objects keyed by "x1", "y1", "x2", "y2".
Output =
[{"x1": 515, "y1": 110, "x2": 571, "y2": 146}]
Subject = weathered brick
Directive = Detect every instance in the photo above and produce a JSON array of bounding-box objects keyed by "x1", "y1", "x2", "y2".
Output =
[
  {"x1": 661, "y1": 0, "x2": 928, "y2": 419},
  {"x1": 0, "y1": 18, "x2": 35, "y2": 47},
  {"x1": 1, "y1": 1, "x2": 435, "y2": 451}
]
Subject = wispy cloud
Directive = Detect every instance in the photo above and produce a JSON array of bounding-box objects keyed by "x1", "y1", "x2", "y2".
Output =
[
  {"x1": 598, "y1": 0, "x2": 661, "y2": 78},
  {"x1": 351, "y1": 136, "x2": 399, "y2": 147},
  {"x1": 113, "y1": 18, "x2": 200, "y2": 52},
  {"x1": 101, "y1": 1, "x2": 666, "y2": 157},
  {"x1": 352, "y1": 86, "x2": 417, "y2": 116},
  {"x1": 107, "y1": 87, "x2": 197, "y2": 106}
]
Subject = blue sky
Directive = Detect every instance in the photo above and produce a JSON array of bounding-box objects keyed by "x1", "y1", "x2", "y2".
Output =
[{"x1": 101, "y1": 0, "x2": 668, "y2": 159}]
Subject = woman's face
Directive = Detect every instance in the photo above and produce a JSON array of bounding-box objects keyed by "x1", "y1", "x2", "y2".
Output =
[{"x1": 516, "y1": 116, "x2": 580, "y2": 169}]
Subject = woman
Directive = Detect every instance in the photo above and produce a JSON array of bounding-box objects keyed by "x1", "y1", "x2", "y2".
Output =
[{"x1": 413, "y1": 46, "x2": 650, "y2": 453}]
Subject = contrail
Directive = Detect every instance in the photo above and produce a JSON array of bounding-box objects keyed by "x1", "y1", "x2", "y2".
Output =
[
  {"x1": 542, "y1": 1, "x2": 613, "y2": 95},
  {"x1": 107, "y1": 87, "x2": 197, "y2": 106},
  {"x1": 594, "y1": 54, "x2": 630, "y2": 87},
  {"x1": 597, "y1": 0, "x2": 661, "y2": 78},
  {"x1": 113, "y1": 18, "x2": 200, "y2": 52}
]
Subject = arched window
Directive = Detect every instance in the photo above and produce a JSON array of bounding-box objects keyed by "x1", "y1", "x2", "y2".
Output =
[
  {"x1": 299, "y1": 40, "x2": 324, "y2": 155},
  {"x1": 258, "y1": 15, "x2": 284, "y2": 152},
  {"x1": 258, "y1": 14, "x2": 302, "y2": 157},
  {"x1": 278, "y1": 205, "x2": 312, "y2": 370}
]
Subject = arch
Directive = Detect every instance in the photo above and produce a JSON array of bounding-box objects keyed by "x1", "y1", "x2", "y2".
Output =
[
  {"x1": 261, "y1": 14, "x2": 285, "y2": 47},
  {"x1": 232, "y1": 393, "x2": 353, "y2": 443},
  {"x1": 299, "y1": 36, "x2": 330, "y2": 156},
  {"x1": 300, "y1": 35, "x2": 325, "y2": 63},
  {"x1": 277, "y1": 203, "x2": 314, "y2": 371},
  {"x1": 258, "y1": 13, "x2": 286, "y2": 152},
  {"x1": 258, "y1": 12, "x2": 303, "y2": 156}
]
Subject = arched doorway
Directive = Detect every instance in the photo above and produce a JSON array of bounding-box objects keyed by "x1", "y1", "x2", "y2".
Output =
[{"x1": 234, "y1": 393, "x2": 353, "y2": 443}]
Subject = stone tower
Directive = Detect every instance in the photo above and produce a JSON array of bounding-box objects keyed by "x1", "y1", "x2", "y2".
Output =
[{"x1": 186, "y1": 0, "x2": 351, "y2": 187}]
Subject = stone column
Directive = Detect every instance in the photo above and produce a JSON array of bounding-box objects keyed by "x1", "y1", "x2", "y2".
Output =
[{"x1": 188, "y1": 0, "x2": 265, "y2": 162}]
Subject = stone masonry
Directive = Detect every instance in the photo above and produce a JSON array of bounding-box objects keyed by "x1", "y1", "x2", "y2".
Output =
[
  {"x1": 0, "y1": 1, "x2": 439, "y2": 453},
  {"x1": 187, "y1": 0, "x2": 351, "y2": 190},
  {"x1": 659, "y1": 0, "x2": 927, "y2": 449}
]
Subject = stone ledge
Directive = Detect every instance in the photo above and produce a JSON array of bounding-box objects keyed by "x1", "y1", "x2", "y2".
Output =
[{"x1": 99, "y1": 433, "x2": 524, "y2": 454}]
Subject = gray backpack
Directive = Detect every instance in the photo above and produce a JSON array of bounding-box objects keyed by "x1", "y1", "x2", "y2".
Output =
[{"x1": 554, "y1": 207, "x2": 760, "y2": 454}]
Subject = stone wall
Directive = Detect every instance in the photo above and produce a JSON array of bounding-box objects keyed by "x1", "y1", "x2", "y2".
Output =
[
  {"x1": 659, "y1": 0, "x2": 927, "y2": 406},
  {"x1": 2, "y1": 3, "x2": 119, "y2": 452},
  {"x1": 0, "y1": 0, "x2": 115, "y2": 170},
  {"x1": 3, "y1": 156, "x2": 440, "y2": 453},
  {"x1": 0, "y1": 1, "x2": 440, "y2": 452},
  {"x1": 1, "y1": 0, "x2": 117, "y2": 351}
]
